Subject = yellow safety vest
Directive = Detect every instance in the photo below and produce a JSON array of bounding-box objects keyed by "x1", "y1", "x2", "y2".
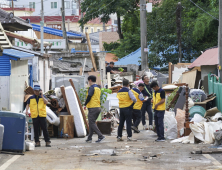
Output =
[
  {"x1": 29, "y1": 97, "x2": 46, "y2": 118},
  {"x1": 152, "y1": 88, "x2": 166, "y2": 111},
  {"x1": 86, "y1": 85, "x2": 101, "y2": 108},
  {"x1": 117, "y1": 87, "x2": 133, "y2": 108},
  {"x1": 131, "y1": 88, "x2": 143, "y2": 110}
]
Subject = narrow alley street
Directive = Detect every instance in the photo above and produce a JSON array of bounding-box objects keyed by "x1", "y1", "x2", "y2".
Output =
[{"x1": 1, "y1": 129, "x2": 221, "y2": 170}]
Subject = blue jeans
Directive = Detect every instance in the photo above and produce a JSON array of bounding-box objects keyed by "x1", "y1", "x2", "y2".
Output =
[
  {"x1": 118, "y1": 107, "x2": 132, "y2": 138},
  {"x1": 141, "y1": 101, "x2": 153, "y2": 126},
  {"x1": 154, "y1": 110, "x2": 165, "y2": 139}
]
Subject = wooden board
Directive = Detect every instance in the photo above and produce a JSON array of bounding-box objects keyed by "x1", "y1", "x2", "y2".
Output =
[
  {"x1": 182, "y1": 70, "x2": 197, "y2": 88},
  {"x1": 59, "y1": 115, "x2": 74, "y2": 138},
  {"x1": 60, "y1": 86, "x2": 71, "y2": 115},
  {"x1": 69, "y1": 79, "x2": 89, "y2": 133},
  {"x1": 86, "y1": 32, "x2": 97, "y2": 71},
  {"x1": 107, "y1": 72, "x2": 111, "y2": 88},
  {"x1": 79, "y1": 67, "x2": 83, "y2": 76},
  {"x1": 168, "y1": 62, "x2": 172, "y2": 84},
  {"x1": 88, "y1": 72, "x2": 101, "y2": 86}
]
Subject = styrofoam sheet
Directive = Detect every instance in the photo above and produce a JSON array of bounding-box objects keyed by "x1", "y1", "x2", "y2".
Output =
[{"x1": 65, "y1": 86, "x2": 86, "y2": 137}]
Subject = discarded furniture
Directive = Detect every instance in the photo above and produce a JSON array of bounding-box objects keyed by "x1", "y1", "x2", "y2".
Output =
[{"x1": 59, "y1": 115, "x2": 74, "y2": 138}]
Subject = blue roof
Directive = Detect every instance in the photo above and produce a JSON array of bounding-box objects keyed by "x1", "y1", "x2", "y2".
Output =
[
  {"x1": 3, "y1": 49, "x2": 34, "y2": 61},
  {"x1": 115, "y1": 48, "x2": 142, "y2": 65},
  {"x1": 32, "y1": 24, "x2": 82, "y2": 38}
]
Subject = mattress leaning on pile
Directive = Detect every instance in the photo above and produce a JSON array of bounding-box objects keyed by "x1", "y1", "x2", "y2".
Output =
[{"x1": 65, "y1": 86, "x2": 86, "y2": 137}]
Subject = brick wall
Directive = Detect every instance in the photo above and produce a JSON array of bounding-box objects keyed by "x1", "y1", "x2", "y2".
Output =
[{"x1": 99, "y1": 32, "x2": 119, "y2": 51}]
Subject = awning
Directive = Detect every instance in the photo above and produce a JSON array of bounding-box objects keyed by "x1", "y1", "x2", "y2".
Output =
[{"x1": 3, "y1": 49, "x2": 34, "y2": 60}]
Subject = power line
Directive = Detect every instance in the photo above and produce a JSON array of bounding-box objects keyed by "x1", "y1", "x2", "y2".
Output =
[{"x1": 189, "y1": 0, "x2": 219, "y2": 21}]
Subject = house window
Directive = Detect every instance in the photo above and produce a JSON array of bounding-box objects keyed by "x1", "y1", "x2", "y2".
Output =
[
  {"x1": 91, "y1": 28, "x2": 94, "y2": 33},
  {"x1": 97, "y1": 28, "x2": 100, "y2": 32},
  {"x1": 51, "y1": 2, "x2": 57, "y2": 9},
  {"x1": 29, "y1": 2, "x2": 35, "y2": 9},
  {"x1": 65, "y1": 1, "x2": 70, "y2": 9}
]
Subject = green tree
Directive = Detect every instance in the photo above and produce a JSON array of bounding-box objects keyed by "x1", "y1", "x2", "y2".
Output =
[
  {"x1": 105, "y1": 0, "x2": 219, "y2": 68},
  {"x1": 79, "y1": 0, "x2": 139, "y2": 39}
]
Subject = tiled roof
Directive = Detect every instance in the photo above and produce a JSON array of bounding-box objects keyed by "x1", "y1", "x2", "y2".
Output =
[
  {"x1": 0, "y1": 8, "x2": 32, "y2": 31},
  {"x1": 31, "y1": 24, "x2": 83, "y2": 38}
]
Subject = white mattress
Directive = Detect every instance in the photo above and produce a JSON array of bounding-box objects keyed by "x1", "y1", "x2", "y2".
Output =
[{"x1": 65, "y1": 86, "x2": 86, "y2": 137}]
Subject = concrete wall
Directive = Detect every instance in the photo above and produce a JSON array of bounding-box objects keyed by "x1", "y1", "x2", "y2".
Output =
[
  {"x1": 69, "y1": 43, "x2": 88, "y2": 51},
  {"x1": 10, "y1": 60, "x2": 28, "y2": 113},
  {"x1": 38, "y1": 58, "x2": 51, "y2": 92},
  {"x1": 201, "y1": 65, "x2": 217, "y2": 94},
  {"x1": 99, "y1": 32, "x2": 119, "y2": 51}
]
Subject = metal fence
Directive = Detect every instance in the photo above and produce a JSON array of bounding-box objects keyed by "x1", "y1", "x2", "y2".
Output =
[{"x1": 208, "y1": 73, "x2": 222, "y2": 111}]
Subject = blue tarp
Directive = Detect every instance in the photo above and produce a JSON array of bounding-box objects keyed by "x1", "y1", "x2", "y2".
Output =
[{"x1": 115, "y1": 48, "x2": 142, "y2": 65}]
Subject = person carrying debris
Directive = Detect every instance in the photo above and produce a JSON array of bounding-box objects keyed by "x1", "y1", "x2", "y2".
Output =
[
  {"x1": 131, "y1": 83, "x2": 148, "y2": 133},
  {"x1": 141, "y1": 75, "x2": 153, "y2": 130},
  {"x1": 106, "y1": 61, "x2": 120, "y2": 75},
  {"x1": 150, "y1": 81, "x2": 166, "y2": 142},
  {"x1": 26, "y1": 85, "x2": 51, "y2": 147},
  {"x1": 117, "y1": 79, "x2": 137, "y2": 142},
  {"x1": 85, "y1": 75, "x2": 105, "y2": 143}
]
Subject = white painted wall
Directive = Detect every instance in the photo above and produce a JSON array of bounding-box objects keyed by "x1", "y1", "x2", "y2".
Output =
[
  {"x1": 10, "y1": 60, "x2": 28, "y2": 113},
  {"x1": 13, "y1": 0, "x2": 78, "y2": 16},
  {"x1": 38, "y1": 58, "x2": 51, "y2": 92},
  {"x1": 0, "y1": 76, "x2": 10, "y2": 111},
  {"x1": 172, "y1": 65, "x2": 189, "y2": 83}
]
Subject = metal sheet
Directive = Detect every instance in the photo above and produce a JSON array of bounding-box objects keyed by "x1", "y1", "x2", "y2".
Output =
[
  {"x1": 51, "y1": 75, "x2": 85, "y2": 93},
  {"x1": 0, "y1": 76, "x2": 10, "y2": 111},
  {"x1": 10, "y1": 60, "x2": 28, "y2": 113}
]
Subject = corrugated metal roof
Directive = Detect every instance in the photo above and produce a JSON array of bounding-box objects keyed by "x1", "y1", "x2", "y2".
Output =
[
  {"x1": 189, "y1": 47, "x2": 218, "y2": 68},
  {"x1": 31, "y1": 24, "x2": 83, "y2": 38},
  {"x1": 114, "y1": 48, "x2": 141, "y2": 65},
  {"x1": 3, "y1": 49, "x2": 34, "y2": 60},
  {"x1": 12, "y1": 46, "x2": 42, "y2": 56},
  {"x1": 0, "y1": 55, "x2": 10, "y2": 76}
]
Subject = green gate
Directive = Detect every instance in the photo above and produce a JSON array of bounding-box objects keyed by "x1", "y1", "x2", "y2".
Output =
[{"x1": 208, "y1": 73, "x2": 222, "y2": 111}]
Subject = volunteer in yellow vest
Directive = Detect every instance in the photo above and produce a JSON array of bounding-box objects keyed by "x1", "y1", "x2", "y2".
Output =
[
  {"x1": 26, "y1": 85, "x2": 51, "y2": 147},
  {"x1": 85, "y1": 75, "x2": 105, "y2": 143},
  {"x1": 150, "y1": 81, "x2": 166, "y2": 142},
  {"x1": 131, "y1": 83, "x2": 148, "y2": 133},
  {"x1": 117, "y1": 79, "x2": 137, "y2": 142}
]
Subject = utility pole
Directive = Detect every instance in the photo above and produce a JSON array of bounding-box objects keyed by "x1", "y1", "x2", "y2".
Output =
[
  {"x1": 40, "y1": 0, "x2": 44, "y2": 54},
  {"x1": 12, "y1": 0, "x2": 14, "y2": 15},
  {"x1": 78, "y1": 0, "x2": 84, "y2": 33},
  {"x1": 61, "y1": 0, "x2": 69, "y2": 52},
  {"x1": 140, "y1": 0, "x2": 148, "y2": 70},
  {"x1": 219, "y1": 0, "x2": 222, "y2": 83},
  {"x1": 103, "y1": 23, "x2": 106, "y2": 31},
  {"x1": 176, "y1": 2, "x2": 182, "y2": 63}
]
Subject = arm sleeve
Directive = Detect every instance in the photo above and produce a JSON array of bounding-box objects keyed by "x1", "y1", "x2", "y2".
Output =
[
  {"x1": 84, "y1": 87, "x2": 94, "y2": 106},
  {"x1": 139, "y1": 93, "x2": 144, "y2": 101},
  {"x1": 128, "y1": 90, "x2": 137, "y2": 103},
  {"x1": 27, "y1": 98, "x2": 30, "y2": 104},
  {"x1": 160, "y1": 90, "x2": 166, "y2": 99},
  {"x1": 85, "y1": 96, "x2": 92, "y2": 106}
]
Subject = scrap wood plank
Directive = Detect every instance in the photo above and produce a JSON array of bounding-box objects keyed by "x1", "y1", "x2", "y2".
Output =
[
  {"x1": 69, "y1": 79, "x2": 89, "y2": 132},
  {"x1": 60, "y1": 86, "x2": 71, "y2": 115},
  {"x1": 86, "y1": 32, "x2": 97, "y2": 71}
]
